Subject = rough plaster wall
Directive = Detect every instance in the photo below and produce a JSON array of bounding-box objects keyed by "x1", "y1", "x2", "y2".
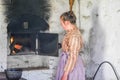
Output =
[
  {"x1": 80, "y1": 0, "x2": 98, "y2": 77},
  {"x1": 81, "y1": 0, "x2": 120, "y2": 80},
  {"x1": 49, "y1": 0, "x2": 69, "y2": 33},
  {"x1": 97, "y1": 0, "x2": 120, "y2": 79},
  {"x1": 0, "y1": 3, "x2": 7, "y2": 72}
]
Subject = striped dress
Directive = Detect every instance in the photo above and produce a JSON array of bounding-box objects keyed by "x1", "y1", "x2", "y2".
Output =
[{"x1": 55, "y1": 27, "x2": 85, "y2": 80}]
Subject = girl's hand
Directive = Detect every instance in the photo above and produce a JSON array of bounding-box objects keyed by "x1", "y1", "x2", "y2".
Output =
[{"x1": 61, "y1": 72, "x2": 68, "y2": 80}]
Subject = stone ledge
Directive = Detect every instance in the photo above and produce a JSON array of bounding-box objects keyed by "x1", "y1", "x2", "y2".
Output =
[{"x1": 7, "y1": 55, "x2": 49, "y2": 69}]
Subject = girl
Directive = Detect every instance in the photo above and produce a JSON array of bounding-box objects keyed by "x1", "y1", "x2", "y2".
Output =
[{"x1": 55, "y1": 11, "x2": 85, "y2": 80}]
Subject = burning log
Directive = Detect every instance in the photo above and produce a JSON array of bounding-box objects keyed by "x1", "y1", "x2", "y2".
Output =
[
  {"x1": 10, "y1": 36, "x2": 23, "y2": 55},
  {"x1": 10, "y1": 42, "x2": 23, "y2": 55}
]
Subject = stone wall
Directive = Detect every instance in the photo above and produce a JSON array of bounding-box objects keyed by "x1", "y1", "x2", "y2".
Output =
[
  {"x1": 0, "y1": 2, "x2": 7, "y2": 72},
  {"x1": 81, "y1": 0, "x2": 120, "y2": 79}
]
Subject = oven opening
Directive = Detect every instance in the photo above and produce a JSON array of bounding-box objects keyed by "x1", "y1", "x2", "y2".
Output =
[
  {"x1": 9, "y1": 33, "x2": 36, "y2": 55},
  {"x1": 7, "y1": 14, "x2": 58, "y2": 56},
  {"x1": 8, "y1": 32, "x2": 58, "y2": 56}
]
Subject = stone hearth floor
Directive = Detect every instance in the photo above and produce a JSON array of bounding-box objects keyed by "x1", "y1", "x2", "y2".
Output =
[{"x1": 0, "y1": 72, "x2": 93, "y2": 80}]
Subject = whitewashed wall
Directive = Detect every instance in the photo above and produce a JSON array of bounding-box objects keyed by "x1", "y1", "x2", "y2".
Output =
[
  {"x1": 0, "y1": 3, "x2": 7, "y2": 72},
  {"x1": 81, "y1": 0, "x2": 120, "y2": 80}
]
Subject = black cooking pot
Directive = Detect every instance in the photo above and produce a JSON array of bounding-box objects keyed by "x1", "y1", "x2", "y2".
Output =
[{"x1": 5, "y1": 68, "x2": 22, "y2": 80}]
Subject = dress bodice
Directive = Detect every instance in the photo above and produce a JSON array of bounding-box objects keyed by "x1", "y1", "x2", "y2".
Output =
[{"x1": 62, "y1": 28, "x2": 83, "y2": 54}]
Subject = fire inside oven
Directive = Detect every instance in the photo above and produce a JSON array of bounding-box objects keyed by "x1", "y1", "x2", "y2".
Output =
[
  {"x1": 9, "y1": 33, "x2": 36, "y2": 55},
  {"x1": 9, "y1": 33, "x2": 58, "y2": 56},
  {"x1": 7, "y1": 14, "x2": 58, "y2": 56}
]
